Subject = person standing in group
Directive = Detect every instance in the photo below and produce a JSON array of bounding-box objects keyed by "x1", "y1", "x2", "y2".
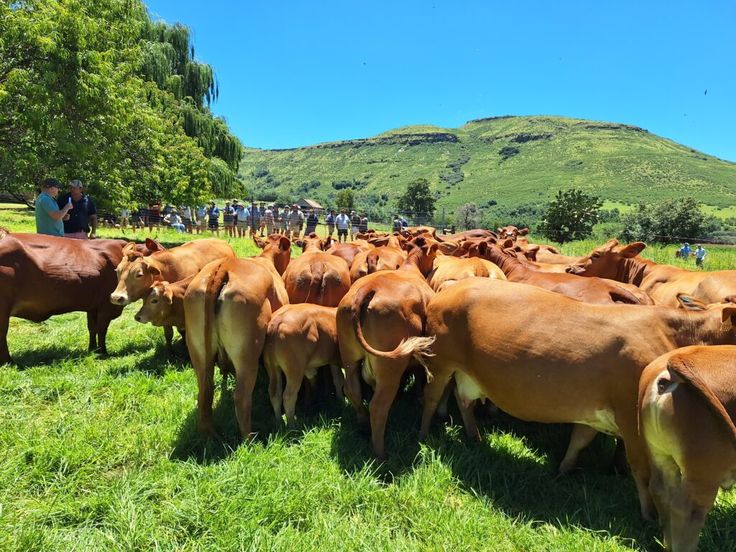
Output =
[
  {"x1": 350, "y1": 211, "x2": 360, "y2": 240},
  {"x1": 288, "y1": 204, "x2": 304, "y2": 240},
  {"x1": 679, "y1": 242, "x2": 692, "y2": 260},
  {"x1": 335, "y1": 209, "x2": 350, "y2": 243},
  {"x1": 258, "y1": 202, "x2": 267, "y2": 236},
  {"x1": 263, "y1": 204, "x2": 274, "y2": 236},
  {"x1": 35, "y1": 178, "x2": 73, "y2": 237},
  {"x1": 359, "y1": 212, "x2": 369, "y2": 234},
  {"x1": 235, "y1": 201, "x2": 248, "y2": 238},
  {"x1": 305, "y1": 209, "x2": 319, "y2": 236},
  {"x1": 195, "y1": 205, "x2": 206, "y2": 234},
  {"x1": 325, "y1": 209, "x2": 336, "y2": 238},
  {"x1": 179, "y1": 205, "x2": 193, "y2": 233},
  {"x1": 249, "y1": 201, "x2": 261, "y2": 238},
  {"x1": 148, "y1": 201, "x2": 161, "y2": 231},
  {"x1": 392, "y1": 214, "x2": 402, "y2": 233},
  {"x1": 206, "y1": 201, "x2": 220, "y2": 236},
  {"x1": 119, "y1": 206, "x2": 130, "y2": 231},
  {"x1": 222, "y1": 201, "x2": 235, "y2": 238},
  {"x1": 695, "y1": 244, "x2": 707, "y2": 268},
  {"x1": 272, "y1": 206, "x2": 281, "y2": 235},
  {"x1": 400, "y1": 215, "x2": 409, "y2": 228},
  {"x1": 57, "y1": 179, "x2": 97, "y2": 239}
]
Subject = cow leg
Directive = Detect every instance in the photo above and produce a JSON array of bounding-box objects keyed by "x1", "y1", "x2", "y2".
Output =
[
  {"x1": 265, "y1": 361, "x2": 283, "y2": 420},
  {"x1": 233, "y1": 352, "x2": 260, "y2": 439},
  {"x1": 436, "y1": 379, "x2": 454, "y2": 419},
  {"x1": 419, "y1": 368, "x2": 454, "y2": 439},
  {"x1": 164, "y1": 325, "x2": 174, "y2": 353},
  {"x1": 622, "y1": 433, "x2": 655, "y2": 521},
  {"x1": 368, "y1": 361, "x2": 405, "y2": 459},
  {"x1": 559, "y1": 424, "x2": 598, "y2": 474},
  {"x1": 95, "y1": 306, "x2": 120, "y2": 356},
  {"x1": 667, "y1": 478, "x2": 718, "y2": 552},
  {"x1": 190, "y1": 348, "x2": 217, "y2": 437},
  {"x1": 454, "y1": 388, "x2": 481, "y2": 442},
  {"x1": 343, "y1": 362, "x2": 369, "y2": 428},
  {"x1": 648, "y1": 464, "x2": 674, "y2": 547},
  {"x1": 283, "y1": 371, "x2": 303, "y2": 427},
  {"x1": 86, "y1": 311, "x2": 98, "y2": 351},
  {"x1": 329, "y1": 363, "x2": 345, "y2": 401},
  {"x1": 0, "y1": 308, "x2": 10, "y2": 365}
]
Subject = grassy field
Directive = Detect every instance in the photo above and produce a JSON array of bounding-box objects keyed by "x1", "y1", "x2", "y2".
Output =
[
  {"x1": 2, "y1": 203, "x2": 735, "y2": 550},
  {"x1": 239, "y1": 115, "x2": 736, "y2": 216}
]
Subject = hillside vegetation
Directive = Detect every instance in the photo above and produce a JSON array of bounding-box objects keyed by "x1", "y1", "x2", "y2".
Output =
[{"x1": 239, "y1": 116, "x2": 736, "y2": 216}]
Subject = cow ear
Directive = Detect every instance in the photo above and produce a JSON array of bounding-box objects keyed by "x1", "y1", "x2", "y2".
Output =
[
  {"x1": 163, "y1": 287, "x2": 174, "y2": 305},
  {"x1": 619, "y1": 242, "x2": 646, "y2": 258},
  {"x1": 145, "y1": 238, "x2": 162, "y2": 252},
  {"x1": 722, "y1": 306, "x2": 736, "y2": 329},
  {"x1": 253, "y1": 236, "x2": 265, "y2": 249},
  {"x1": 502, "y1": 239, "x2": 514, "y2": 249},
  {"x1": 519, "y1": 228, "x2": 529, "y2": 236},
  {"x1": 295, "y1": 239, "x2": 304, "y2": 249},
  {"x1": 323, "y1": 236, "x2": 333, "y2": 250},
  {"x1": 477, "y1": 241, "x2": 489, "y2": 256},
  {"x1": 676, "y1": 294, "x2": 707, "y2": 311},
  {"x1": 278, "y1": 237, "x2": 291, "y2": 251}
]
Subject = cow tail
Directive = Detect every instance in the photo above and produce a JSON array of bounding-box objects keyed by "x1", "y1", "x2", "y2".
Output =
[
  {"x1": 609, "y1": 286, "x2": 647, "y2": 305},
  {"x1": 667, "y1": 356, "x2": 736, "y2": 448},
  {"x1": 305, "y1": 261, "x2": 325, "y2": 304},
  {"x1": 351, "y1": 286, "x2": 436, "y2": 364},
  {"x1": 204, "y1": 261, "x2": 229, "y2": 365},
  {"x1": 0, "y1": 227, "x2": 9, "y2": 239}
]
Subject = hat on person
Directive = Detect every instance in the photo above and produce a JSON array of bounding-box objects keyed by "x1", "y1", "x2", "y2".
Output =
[
  {"x1": 41, "y1": 178, "x2": 61, "y2": 189},
  {"x1": 69, "y1": 179, "x2": 83, "y2": 188}
]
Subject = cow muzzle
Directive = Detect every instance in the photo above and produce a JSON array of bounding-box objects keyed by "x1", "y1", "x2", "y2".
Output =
[
  {"x1": 565, "y1": 265, "x2": 584, "y2": 275},
  {"x1": 110, "y1": 293, "x2": 130, "y2": 306}
]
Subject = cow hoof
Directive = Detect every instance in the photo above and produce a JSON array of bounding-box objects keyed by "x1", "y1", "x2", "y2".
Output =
[{"x1": 558, "y1": 461, "x2": 576, "y2": 475}]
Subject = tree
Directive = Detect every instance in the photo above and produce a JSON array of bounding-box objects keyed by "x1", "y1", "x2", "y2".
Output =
[
  {"x1": 538, "y1": 189, "x2": 602, "y2": 243},
  {"x1": 619, "y1": 197, "x2": 717, "y2": 243},
  {"x1": 336, "y1": 189, "x2": 354, "y2": 211},
  {"x1": 397, "y1": 178, "x2": 436, "y2": 220},
  {"x1": 455, "y1": 203, "x2": 481, "y2": 230}
]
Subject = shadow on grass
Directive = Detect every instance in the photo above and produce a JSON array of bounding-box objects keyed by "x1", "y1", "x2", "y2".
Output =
[
  {"x1": 8, "y1": 337, "x2": 157, "y2": 369},
  {"x1": 104, "y1": 339, "x2": 190, "y2": 377},
  {"x1": 170, "y1": 366, "x2": 346, "y2": 464}
]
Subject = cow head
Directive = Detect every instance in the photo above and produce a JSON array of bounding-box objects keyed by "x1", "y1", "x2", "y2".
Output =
[
  {"x1": 134, "y1": 282, "x2": 173, "y2": 325},
  {"x1": 565, "y1": 239, "x2": 646, "y2": 277},
  {"x1": 111, "y1": 256, "x2": 164, "y2": 305},
  {"x1": 407, "y1": 236, "x2": 440, "y2": 275},
  {"x1": 254, "y1": 234, "x2": 291, "y2": 275},
  {"x1": 296, "y1": 232, "x2": 324, "y2": 253}
]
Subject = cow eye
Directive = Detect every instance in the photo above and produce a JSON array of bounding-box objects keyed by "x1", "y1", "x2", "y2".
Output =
[
  {"x1": 151, "y1": 299, "x2": 158, "y2": 304},
  {"x1": 135, "y1": 272, "x2": 143, "y2": 278},
  {"x1": 592, "y1": 252, "x2": 601, "y2": 259}
]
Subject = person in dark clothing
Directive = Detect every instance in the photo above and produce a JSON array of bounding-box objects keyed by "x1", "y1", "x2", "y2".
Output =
[
  {"x1": 57, "y1": 179, "x2": 97, "y2": 239},
  {"x1": 305, "y1": 209, "x2": 319, "y2": 235},
  {"x1": 359, "y1": 213, "x2": 369, "y2": 234}
]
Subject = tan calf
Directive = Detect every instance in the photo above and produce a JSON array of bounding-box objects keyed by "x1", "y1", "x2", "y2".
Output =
[
  {"x1": 263, "y1": 304, "x2": 343, "y2": 425},
  {"x1": 407, "y1": 278, "x2": 736, "y2": 520},
  {"x1": 639, "y1": 345, "x2": 736, "y2": 552},
  {"x1": 253, "y1": 234, "x2": 292, "y2": 276},
  {"x1": 427, "y1": 252, "x2": 506, "y2": 292},
  {"x1": 184, "y1": 257, "x2": 288, "y2": 438},
  {"x1": 134, "y1": 276, "x2": 193, "y2": 338},
  {"x1": 337, "y1": 236, "x2": 437, "y2": 459}
]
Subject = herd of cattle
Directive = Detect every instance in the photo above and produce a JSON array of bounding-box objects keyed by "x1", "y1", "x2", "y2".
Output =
[{"x1": 1, "y1": 224, "x2": 735, "y2": 551}]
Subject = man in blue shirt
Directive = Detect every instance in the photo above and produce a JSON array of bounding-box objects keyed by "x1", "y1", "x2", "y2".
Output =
[
  {"x1": 35, "y1": 178, "x2": 73, "y2": 237},
  {"x1": 695, "y1": 244, "x2": 707, "y2": 268},
  {"x1": 57, "y1": 179, "x2": 97, "y2": 239}
]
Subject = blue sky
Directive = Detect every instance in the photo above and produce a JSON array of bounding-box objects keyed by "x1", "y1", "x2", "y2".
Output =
[{"x1": 146, "y1": 0, "x2": 736, "y2": 160}]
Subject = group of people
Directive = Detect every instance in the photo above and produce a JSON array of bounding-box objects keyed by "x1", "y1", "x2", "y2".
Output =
[
  {"x1": 35, "y1": 178, "x2": 98, "y2": 239},
  {"x1": 678, "y1": 242, "x2": 708, "y2": 267}
]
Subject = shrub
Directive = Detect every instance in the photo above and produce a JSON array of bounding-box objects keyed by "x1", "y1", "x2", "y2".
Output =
[
  {"x1": 538, "y1": 189, "x2": 602, "y2": 243},
  {"x1": 619, "y1": 197, "x2": 719, "y2": 243}
]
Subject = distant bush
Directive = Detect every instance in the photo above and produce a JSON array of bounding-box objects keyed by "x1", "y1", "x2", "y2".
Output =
[
  {"x1": 296, "y1": 180, "x2": 321, "y2": 194},
  {"x1": 253, "y1": 166, "x2": 269, "y2": 178},
  {"x1": 332, "y1": 178, "x2": 368, "y2": 191},
  {"x1": 455, "y1": 203, "x2": 481, "y2": 230},
  {"x1": 498, "y1": 146, "x2": 520, "y2": 160},
  {"x1": 619, "y1": 197, "x2": 719, "y2": 243}
]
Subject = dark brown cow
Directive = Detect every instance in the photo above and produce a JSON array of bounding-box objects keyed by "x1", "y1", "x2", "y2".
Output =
[{"x1": 0, "y1": 231, "x2": 154, "y2": 363}]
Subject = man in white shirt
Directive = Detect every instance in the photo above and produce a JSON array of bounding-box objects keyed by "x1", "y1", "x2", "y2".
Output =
[{"x1": 335, "y1": 209, "x2": 350, "y2": 243}]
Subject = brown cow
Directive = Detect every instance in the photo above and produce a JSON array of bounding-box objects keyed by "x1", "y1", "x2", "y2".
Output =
[
  {"x1": 567, "y1": 239, "x2": 736, "y2": 306},
  {"x1": 253, "y1": 234, "x2": 292, "y2": 276},
  {"x1": 337, "y1": 236, "x2": 437, "y2": 458},
  {"x1": 349, "y1": 234, "x2": 407, "y2": 282},
  {"x1": 134, "y1": 276, "x2": 193, "y2": 335},
  {"x1": 326, "y1": 239, "x2": 373, "y2": 268},
  {"x1": 639, "y1": 345, "x2": 736, "y2": 552},
  {"x1": 0, "y1": 231, "x2": 155, "y2": 363},
  {"x1": 282, "y1": 233, "x2": 351, "y2": 307},
  {"x1": 475, "y1": 243, "x2": 654, "y2": 305},
  {"x1": 407, "y1": 278, "x2": 736, "y2": 520},
  {"x1": 427, "y1": 252, "x2": 506, "y2": 292},
  {"x1": 263, "y1": 303, "x2": 343, "y2": 426},
  {"x1": 110, "y1": 238, "x2": 234, "y2": 305},
  {"x1": 184, "y1": 257, "x2": 289, "y2": 438}
]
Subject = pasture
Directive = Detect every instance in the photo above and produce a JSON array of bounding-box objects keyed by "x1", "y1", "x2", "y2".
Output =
[{"x1": 1, "y1": 203, "x2": 735, "y2": 550}]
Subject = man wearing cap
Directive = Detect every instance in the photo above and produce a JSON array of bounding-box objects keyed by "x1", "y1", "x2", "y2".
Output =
[
  {"x1": 35, "y1": 178, "x2": 73, "y2": 237},
  {"x1": 57, "y1": 179, "x2": 97, "y2": 239},
  {"x1": 288, "y1": 204, "x2": 305, "y2": 240}
]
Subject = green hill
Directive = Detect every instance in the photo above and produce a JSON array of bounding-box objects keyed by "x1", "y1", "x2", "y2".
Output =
[{"x1": 238, "y1": 115, "x2": 736, "y2": 217}]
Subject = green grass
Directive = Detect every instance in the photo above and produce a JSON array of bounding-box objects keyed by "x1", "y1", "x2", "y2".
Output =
[
  {"x1": 2, "y1": 204, "x2": 736, "y2": 550},
  {"x1": 239, "y1": 115, "x2": 736, "y2": 216}
]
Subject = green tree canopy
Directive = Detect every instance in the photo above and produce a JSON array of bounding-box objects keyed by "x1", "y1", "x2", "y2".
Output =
[
  {"x1": 0, "y1": 0, "x2": 243, "y2": 210},
  {"x1": 619, "y1": 197, "x2": 717, "y2": 243},
  {"x1": 397, "y1": 178, "x2": 436, "y2": 217},
  {"x1": 538, "y1": 188, "x2": 602, "y2": 243},
  {"x1": 336, "y1": 189, "x2": 355, "y2": 211}
]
